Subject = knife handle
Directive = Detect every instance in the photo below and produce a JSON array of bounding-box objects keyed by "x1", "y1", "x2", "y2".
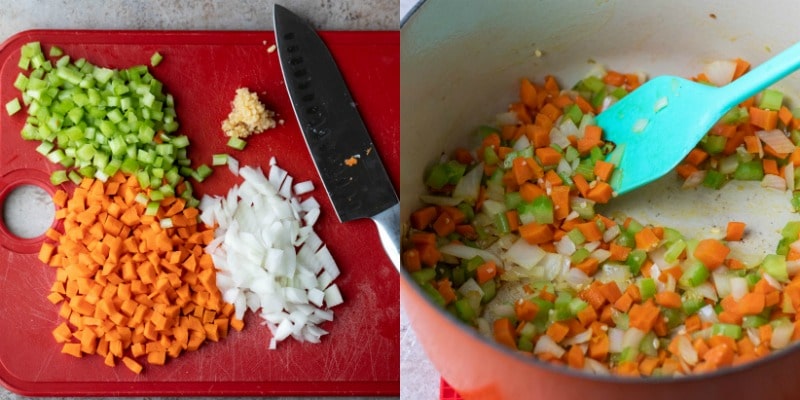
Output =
[{"x1": 370, "y1": 203, "x2": 400, "y2": 271}]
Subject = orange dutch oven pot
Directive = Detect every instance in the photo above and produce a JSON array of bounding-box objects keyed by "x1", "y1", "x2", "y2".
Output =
[{"x1": 400, "y1": 0, "x2": 800, "y2": 399}]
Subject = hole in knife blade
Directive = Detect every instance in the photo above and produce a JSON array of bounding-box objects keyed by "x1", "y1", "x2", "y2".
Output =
[
  {"x1": 307, "y1": 105, "x2": 320, "y2": 115},
  {"x1": 287, "y1": 45, "x2": 298, "y2": 53},
  {"x1": 302, "y1": 93, "x2": 314, "y2": 102},
  {"x1": 283, "y1": 32, "x2": 295, "y2": 40},
  {"x1": 294, "y1": 69, "x2": 307, "y2": 78},
  {"x1": 290, "y1": 56, "x2": 304, "y2": 65},
  {"x1": 297, "y1": 81, "x2": 311, "y2": 90}
]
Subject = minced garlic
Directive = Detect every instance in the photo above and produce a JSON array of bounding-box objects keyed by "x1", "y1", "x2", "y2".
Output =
[{"x1": 221, "y1": 88, "x2": 276, "y2": 139}]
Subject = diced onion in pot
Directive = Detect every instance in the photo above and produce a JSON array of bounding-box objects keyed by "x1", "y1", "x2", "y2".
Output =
[
  {"x1": 683, "y1": 170, "x2": 707, "y2": 189},
  {"x1": 533, "y1": 335, "x2": 566, "y2": 358},
  {"x1": 757, "y1": 129, "x2": 796, "y2": 154},
  {"x1": 761, "y1": 174, "x2": 787, "y2": 191},
  {"x1": 704, "y1": 60, "x2": 736, "y2": 87},
  {"x1": 771, "y1": 322, "x2": 794, "y2": 349}
]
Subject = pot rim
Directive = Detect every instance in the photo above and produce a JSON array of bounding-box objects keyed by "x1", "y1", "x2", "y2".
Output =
[{"x1": 399, "y1": 0, "x2": 800, "y2": 384}]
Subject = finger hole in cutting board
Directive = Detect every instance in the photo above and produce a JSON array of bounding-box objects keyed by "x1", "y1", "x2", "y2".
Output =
[{"x1": 0, "y1": 169, "x2": 55, "y2": 253}]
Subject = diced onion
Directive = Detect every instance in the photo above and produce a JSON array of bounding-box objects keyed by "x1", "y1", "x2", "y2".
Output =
[
  {"x1": 653, "y1": 96, "x2": 668, "y2": 112},
  {"x1": 608, "y1": 328, "x2": 624, "y2": 353},
  {"x1": 698, "y1": 304, "x2": 719, "y2": 323},
  {"x1": 771, "y1": 322, "x2": 794, "y2": 349},
  {"x1": 293, "y1": 180, "x2": 314, "y2": 195},
  {"x1": 565, "y1": 267, "x2": 592, "y2": 289},
  {"x1": 632, "y1": 118, "x2": 649, "y2": 133},
  {"x1": 757, "y1": 129, "x2": 796, "y2": 154},
  {"x1": 786, "y1": 164, "x2": 796, "y2": 192},
  {"x1": 704, "y1": 60, "x2": 736, "y2": 87},
  {"x1": 562, "y1": 329, "x2": 593, "y2": 346},
  {"x1": 683, "y1": 170, "x2": 707, "y2": 189},
  {"x1": 533, "y1": 335, "x2": 566, "y2": 358},
  {"x1": 495, "y1": 111, "x2": 519, "y2": 125},
  {"x1": 503, "y1": 239, "x2": 545, "y2": 270},
  {"x1": 676, "y1": 335, "x2": 698, "y2": 365},
  {"x1": 440, "y1": 243, "x2": 503, "y2": 267},
  {"x1": 199, "y1": 161, "x2": 342, "y2": 348},
  {"x1": 729, "y1": 276, "x2": 749, "y2": 301},
  {"x1": 761, "y1": 174, "x2": 787, "y2": 191}
]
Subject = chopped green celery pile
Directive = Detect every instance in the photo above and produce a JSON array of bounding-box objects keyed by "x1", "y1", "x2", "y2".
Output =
[{"x1": 13, "y1": 41, "x2": 208, "y2": 206}]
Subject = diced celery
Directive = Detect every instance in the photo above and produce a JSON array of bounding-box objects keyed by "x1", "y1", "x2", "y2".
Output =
[
  {"x1": 758, "y1": 89, "x2": 783, "y2": 111},
  {"x1": 412, "y1": 268, "x2": 437, "y2": 285},
  {"x1": 5, "y1": 98, "x2": 21, "y2": 115},
  {"x1": 711, "y1": 323, "x2": 743, "y2": 340},
  {"x1": 49, "y1": 46, "x2": 63, "y2": 57},
  {"x1": 50, "y1": 170, "x2": 69, "y2": 185},
  {"x1": 150, "y1": 52, "x2": 163, "y2": 67},
  {"x1": 702, "y1": 169, "x2": 727, "y2": 189},
  {"x1": 733, "y1": 160, "x2": 764, "y2": 181},
  {"x1": 679, "y1": 261, "x2": 709, "y2": 287},
  {"x1": 626, "y1": 249, "x2": 647, "y2": 275},
  {"x1": 635, "y1": 277, "x2": 655, "y2": 299},
  {"x1": 762, "y1": 254, "x2": 788, "y2": 282}
]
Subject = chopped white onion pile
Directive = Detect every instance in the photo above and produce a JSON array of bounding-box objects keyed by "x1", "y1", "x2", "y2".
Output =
[{"x1": 199, "y1": 159, "x2": 342, "y2": 348}]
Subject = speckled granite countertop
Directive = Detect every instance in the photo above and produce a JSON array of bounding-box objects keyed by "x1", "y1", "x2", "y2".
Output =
[{"x1": 0, "y1": 1, "x2": 399, "y2": 399}]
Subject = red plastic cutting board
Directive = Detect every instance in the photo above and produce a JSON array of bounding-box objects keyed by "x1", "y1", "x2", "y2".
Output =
[{"x1": 0, "y1": 30, "x2": 399, "y2": 396}]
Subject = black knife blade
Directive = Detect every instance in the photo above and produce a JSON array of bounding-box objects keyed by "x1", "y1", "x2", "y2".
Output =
[{"x1": 274, "y1": 4, "x2": 399, "y2": 268}]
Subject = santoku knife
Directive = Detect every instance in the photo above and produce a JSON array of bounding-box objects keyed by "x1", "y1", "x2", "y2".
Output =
[{"x1": 274, "y1": 4, "x2": 399, "y2": 270}]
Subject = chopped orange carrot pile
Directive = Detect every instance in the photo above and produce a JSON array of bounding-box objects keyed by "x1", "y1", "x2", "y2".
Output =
[{"x1": 40, "y1": 173, "x2": 243, "y2": 373}]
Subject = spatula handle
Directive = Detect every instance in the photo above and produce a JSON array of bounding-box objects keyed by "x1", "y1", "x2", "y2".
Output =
[{"x1": 721, "y1": 41, "x2": 800, "y2": 105}]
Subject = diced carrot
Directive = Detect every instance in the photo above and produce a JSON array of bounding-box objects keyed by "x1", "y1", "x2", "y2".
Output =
[
  {"x1": 588, "y1": 333, "x2": 609, "y2": 361},
  {"x1": 694, "y1": 239, "x2": 730, "y2": 269},
  {"x1": 580, "y1": 282, "x2": 607, "y2": 310},
  {"x1": 576, "y1": 221, "x2": 603, "y2": 242},
  {"x1": 410, "y1": 206, "x2": 437, "y2": 230},
  {"x1": 749, "y1": 107, "x2": 778, "y2": 130},
  {"x1": 402, "y1": 249, "x2": 422, "y2": 272},
  {"x1": 476, "y1": 261, "x2": 498, "y2": 284},
  {"x1": 603, "y1": 70, "x2": 625, "y2": 86},
  {"x1": 574, "y1": 257, "x2": 600, "y2": 276},
  {"x1": 577, "y1": 304, "x2": 598, "y2": 327},
  {"x1": 493, "y1": 318, "x2": 517, "y2": 349},
  {"x1": 514, "y1": 299, "x2": 540, "y2": 322},
  {"x1": 628, "y1": 301, "x2": 661, "y2": 333},
  {"x1": 613, "y1": 292, "x2": 634, "y2": 312},
  {"x1": 436, "y1": 279, "x2": 457, "y2": 305},
  {"x1": 546, "y1": 321, "x2": 570, "y2": 343},
  {"x1": 566, "y1": 344, "x2": 585, "y2": 369},
  {"x1": 520, "y1": 78, "x2": 538, "y2": 108},
  {"x1": 536, "y1": 147, "x2": 562, "y2": 166},
  {"x1": 572, "y1": 174, "x2": 590, "y2": 198},
  {"x1": 634, "y1": 227, "x2": 660, "y2": 251},
  {"x1": 725, "y1": 221, "x2": 746, "y2": 241},
  {"x1": 41, "y1": 174, "x2": 238, "y2": 373},
  {"x1": 586, "y1": 181, "x2": 613, "y2": 204},
  {"x1": 519, "y1": 222, "x2": 553, "y2": 244},
  {"x1": 432, "y1": 211, "x2": 456, "y2": 237},
  {"x1": 598, "y1": 281, "x2": 623, "y2": 304},
  {"x1": 685, "y1": 148, "x2": 709, "y2": 166},
  {"x1": 512, "y1": 157, "x2": 536, "y2": 185},
  {"x1": 779, "y1": 105, "x2": 794, "y2": 126},
  {"x1": 737, "y1": 292, "x2": 765, "y2": 315},
  {"x1": 655, "y1": 291, "x2": 682, "y2": 309},
  {"x1": 593, "y1": 160, "x2": 615, "y2": 182},
  {"x1": 763, "y1": 158, "x2": 779, "y2": 176},
  {"x1": 609, "y1": 243, "x2": 632, "y2": 262}
]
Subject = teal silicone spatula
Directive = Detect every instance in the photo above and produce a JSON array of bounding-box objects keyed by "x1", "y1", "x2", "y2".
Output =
[{"x1": 596, "y1": 41, "x2": 800, "y2": 195}]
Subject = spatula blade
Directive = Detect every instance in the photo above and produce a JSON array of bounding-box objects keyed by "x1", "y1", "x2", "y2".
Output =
[{"x1": 596, "y1": 76, "x2": 724, "y2": 195}]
